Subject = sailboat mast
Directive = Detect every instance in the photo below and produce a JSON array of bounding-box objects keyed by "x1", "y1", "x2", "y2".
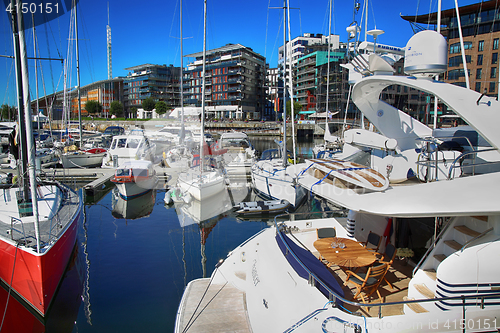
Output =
[
  {"x1": 75, "y1": 0, "x2": 83, "y2": 147},
  {"x1": 12, "y1": 0, "x2": 41, "y2": 251},
  {"x1": 179, "y1": 0, "x2": 185, "y2": 143},
  {"x1": 325, "y1": 0, "x2": 332, "y2": 140},
  {"x1": 282, "y1": 0, "x2": 287, "y2": 168},
  {"x1": 286, "y1": 0, "x2": 296, "y2": 164},
  {"x1": 200, "y1": 0, "x2": 207, "y2": 170}
]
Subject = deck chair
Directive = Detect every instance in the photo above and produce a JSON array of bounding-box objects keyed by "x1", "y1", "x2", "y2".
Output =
[
  {"x1": 316, "y1": 227, "x2": 336, "y2": 262},
  {"x1": 344, "y1": 262, "x2": 389, "y2": 310},
  {"x1": 362, "y1": 231, "x2": 382, "y2": 252},
  {"x1": 316, "y1": 227, "x2": 336, "y2": 239},
  {"x1": 372, "y1": 243, "x2": 397, "y2": 290}
]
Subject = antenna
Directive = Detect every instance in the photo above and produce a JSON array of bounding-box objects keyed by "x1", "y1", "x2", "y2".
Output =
[{"x1": 107, "y1": 2, "x2": 112, "y2": 80}]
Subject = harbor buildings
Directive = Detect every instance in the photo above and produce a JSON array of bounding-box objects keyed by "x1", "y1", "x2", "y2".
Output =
[
  {"x1": 123, "y1": 64, "x2": 181, "y2": 117},
  {"x1": 183, "y1": 44, "x2": 266, "y2": 120}
]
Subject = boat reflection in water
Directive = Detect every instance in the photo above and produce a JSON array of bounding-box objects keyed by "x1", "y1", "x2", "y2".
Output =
[
  {"x1": 0, "y1": 245, "x2": 84, "y2": 333},
  {"x1": 111, "y1": 188, "x2": 157, "y2": 220}
]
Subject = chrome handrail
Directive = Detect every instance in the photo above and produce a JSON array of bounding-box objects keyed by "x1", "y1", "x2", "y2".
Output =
[
  {"x1": 272, "y1": 213, "x2": 500, "y2": 315},
  {"x1": 447, "y1": 148, "x2": 499, "y2": 179},
  {"x1": 460, "y1": 227, "x2": 494, "y2": 252}
]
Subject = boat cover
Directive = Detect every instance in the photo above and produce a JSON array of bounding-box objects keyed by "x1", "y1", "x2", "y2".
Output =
[{"x1": 276, "y1": 231, "x2": 344, "y2": 305}]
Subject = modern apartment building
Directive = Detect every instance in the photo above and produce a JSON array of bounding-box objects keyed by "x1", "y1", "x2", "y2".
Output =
[
  {"x1": 265, "y1": 67, "x2": 282, "y2": 120},
  {"x1": 184, "y1": 44, "x2": 266, "y2": 120},
  {"x1": 402, "y1": 0, "x2": 500, "y2": 98},
  {"x1": 123, "y1": 64, "x2": 181, "y2": 116},
  {"x1": 295, "y1": 51, "x2": 347, "y2": 113}
]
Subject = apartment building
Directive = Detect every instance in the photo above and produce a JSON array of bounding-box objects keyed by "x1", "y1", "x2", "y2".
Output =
[
  {"x1": 184, "y1": 44, "x2": 266, "y2": 120},
  {"x1": 123, "y1": 64, "x2": 181, "y2": 116}
]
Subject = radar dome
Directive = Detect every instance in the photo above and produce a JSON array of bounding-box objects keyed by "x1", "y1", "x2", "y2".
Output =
[{"x1": 404, "y1": 30, "x2": 447, "y2": 75}]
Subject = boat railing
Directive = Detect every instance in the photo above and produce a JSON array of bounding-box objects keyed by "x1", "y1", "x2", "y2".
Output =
[
  {"x1": 460, "y1": 227, "x2": 494, "y2": 252},
  {"x1": 416, "y1": 136, "x2": 500, "y2": 180},
  {"x1": 412, "y1": 217, "x2": 453, "y2": 276},
  {"x1": 447, "y1": 148, "x2": 500, "y2": 179},
  {"x1": 273, "y1": 213, "x2": 500, "y2": 320}
]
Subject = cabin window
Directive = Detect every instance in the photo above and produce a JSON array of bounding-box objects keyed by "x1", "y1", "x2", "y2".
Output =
[
  {"x1": 127, "y1": 139, "x2": 140, "y2": 149},
  {"x1": 117, "y1": 138, "x2": 127, "y2": 148},
  {"x1": 132, "y1": 169, "x2": 148, "y2": 177},
  {"x1": 116, "y1": 168, "x2": 131, "y2": 177}
]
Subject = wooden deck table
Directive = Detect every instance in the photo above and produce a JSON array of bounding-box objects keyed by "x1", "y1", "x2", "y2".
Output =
[{"x1": 313, "y1": 237, "x2": 377, "y2": 269}]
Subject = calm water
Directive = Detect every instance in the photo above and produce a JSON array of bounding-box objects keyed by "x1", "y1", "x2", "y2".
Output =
[{"x1": 2, "y1": 136, "x2": 321, "y2": 333}]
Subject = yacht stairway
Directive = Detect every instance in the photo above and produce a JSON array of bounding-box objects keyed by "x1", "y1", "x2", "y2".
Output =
[{"x1": 406, "y1": 216, "x2": 495, "y2": 314}]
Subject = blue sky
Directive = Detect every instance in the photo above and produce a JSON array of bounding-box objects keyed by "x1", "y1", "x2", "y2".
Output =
[{"x1": 0, "y1": 0, "x2": 480, "y2": 107}]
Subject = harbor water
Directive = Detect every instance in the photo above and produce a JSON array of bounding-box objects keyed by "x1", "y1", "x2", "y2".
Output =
[{"x1": 0, "y1": 136, "x2": 321, "y2": 333}]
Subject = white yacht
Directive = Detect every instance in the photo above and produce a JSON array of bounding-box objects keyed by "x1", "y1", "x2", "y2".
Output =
[
  {"x1": 175, "y1": 31, "x2": 500, "y2": 333},
  {"x1": 101, "y1": 133, "x2": 156, "y2": 168}
]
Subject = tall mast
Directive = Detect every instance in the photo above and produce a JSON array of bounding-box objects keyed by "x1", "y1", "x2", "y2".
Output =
[
  {"x1": 179, "y1": 0, "x2": 185, "y2": 144},
  {"x1": 286, "y1": 0, "x2": 296, "y2": 164},
  {"x1": 282, "y1": 0, "x2": 287, "y2": 168},
  {"x1": 12, "y1": 0, "x2": 41, "y2": 251},
  {"x1": 75, "y1": 0, "x2": 82, "y2": 147},
  {"x1": 200, "y1": 0, "x2": 207, "y2": 171},
  {"x1": 325, "y1": 0, "x2": 332, "y2": 140}
]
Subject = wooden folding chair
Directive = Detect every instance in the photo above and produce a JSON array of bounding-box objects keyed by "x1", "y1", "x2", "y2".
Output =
[
  {"x1": 316, "y1": 227, "x2": 336, "y2": 239},
  {"x1": 372, "y1": 243, "x2": 397, "y2": 289},
  {"x1": 344, "y1": 262, "x2": 389, "y2": 310},
  {"x1": 362, "y1": 231, "x2": 382, "y2": 253},
  {"x1": 316, "y1": 227, "x2": 336, "y2": 262}
]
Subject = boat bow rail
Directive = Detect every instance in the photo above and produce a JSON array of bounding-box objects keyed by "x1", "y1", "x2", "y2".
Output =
[
  {"x1": 273, "y1": 213, "x2": 500, "y2": 319},
  {"x1": 5, "y1": 182, "x2": 81, "y2": 253}
]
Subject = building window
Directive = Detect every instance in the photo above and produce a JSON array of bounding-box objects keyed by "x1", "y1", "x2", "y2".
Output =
[
  {"x1": 494, "y1": 39, "x2": 499, "y2": 50},
  {"x1": 478, "y1": 40, "x2": 484, "y2": 52},
  {"x1": 476, "y1": 68, "x2": 482, "y2": 79},
  {"x1": 493, "y1": 53, "x2": 498, "y2": 65},
  {"x1": 490, "y1": 81, "x2": 496, "y2": 93},
  {"x1": 449, "y1": 55, "x2": 471, "y2": 67},
  {"x1": 477, "y1": 54, "x2": 483, "y2": 66},
  {"x1": 475, "y1": 82, "x2": 481, "y2": 92},
  {"x1": 491, "y1": 67, "x2": 497, "y2": 78},
  {"x1": 450, "y1": 42, "x2": 472, "y2": 54}
]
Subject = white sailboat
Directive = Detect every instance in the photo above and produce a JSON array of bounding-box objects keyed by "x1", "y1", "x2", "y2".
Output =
[
  {"x1": 175, "y1": 30, "x2": 500, "y2": 333},
  {"x1": 176, "y1": 0, "x2": 225, "y2": 202},
  {"x1": 251, "y1": 0, "x2": 306, "y2": 209}
]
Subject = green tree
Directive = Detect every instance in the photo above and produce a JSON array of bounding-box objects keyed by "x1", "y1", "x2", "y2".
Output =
[
  {"x1": 130, "y1": 106, "x2": 138, "y2": 119},
  {"x1": 110, "y1": 101, "x2": 124, "y2": 117},
  {"x1": 142, "y1": 97, "x2": 156, "y2": 111},
  {"x1": 85, "y1": 100, "x2": 102, "y2": 117},
  {"x1": 286, "y1": 100, "x2": 303, "y2": 118},
  {"x1": 155, "y1": 101, "x2": 168, "y2": 115},
  {"x1": 0, "y1": 104, "x2": 15, "y2": 120}
]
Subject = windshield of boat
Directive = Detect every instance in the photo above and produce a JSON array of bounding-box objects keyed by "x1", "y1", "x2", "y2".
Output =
[
  {"x1": 126, "y1": 139, "x2": 141, "y2": 149},
  {"x1": 116, "y1": 168, "x2": 131, "y2": 177},
  {"x1": 221, "y1": 138, "x2": 250, "y2": 148}
]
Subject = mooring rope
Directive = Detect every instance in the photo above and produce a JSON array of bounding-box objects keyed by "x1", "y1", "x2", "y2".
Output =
[{"x1": 0, "y1": 244, "x2": 19, "y2": 332}]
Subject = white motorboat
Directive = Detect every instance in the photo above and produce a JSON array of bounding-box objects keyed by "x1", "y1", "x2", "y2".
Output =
[
  {"x1": 111, "y1": 188, "x2": 156, "y2": 219},
  {"x1": 59, "y1": 146, "x2": 107, "y2": 168},
  {"x1": 101, "y1": 133, "x2": 156, "y2": 168},
  {"x1": 111, "y1": 160, "x2": 158, "y2": 200},
  {"x1": 175, "y1": 30, "x2": 500, "y2": 333}
]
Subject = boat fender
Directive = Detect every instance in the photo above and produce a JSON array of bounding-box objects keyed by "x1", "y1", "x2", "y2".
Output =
[{"x1": 183, "y1": 193, "x2": 192, "y2": 204}]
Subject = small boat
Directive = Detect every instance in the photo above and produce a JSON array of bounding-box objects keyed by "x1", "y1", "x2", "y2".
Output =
[
  {"x1": 101, "y1": 132, "x2": 156, "y2": 168},
  {"x1": 111, "y1": 160, "x2": 158, "y2": 200},
  {"x1": 59, "y1": 145, "x2": 107, "y2": 168},
  {"x1": 233, "y1": 199, "x2": 291, "y2": 215}
]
